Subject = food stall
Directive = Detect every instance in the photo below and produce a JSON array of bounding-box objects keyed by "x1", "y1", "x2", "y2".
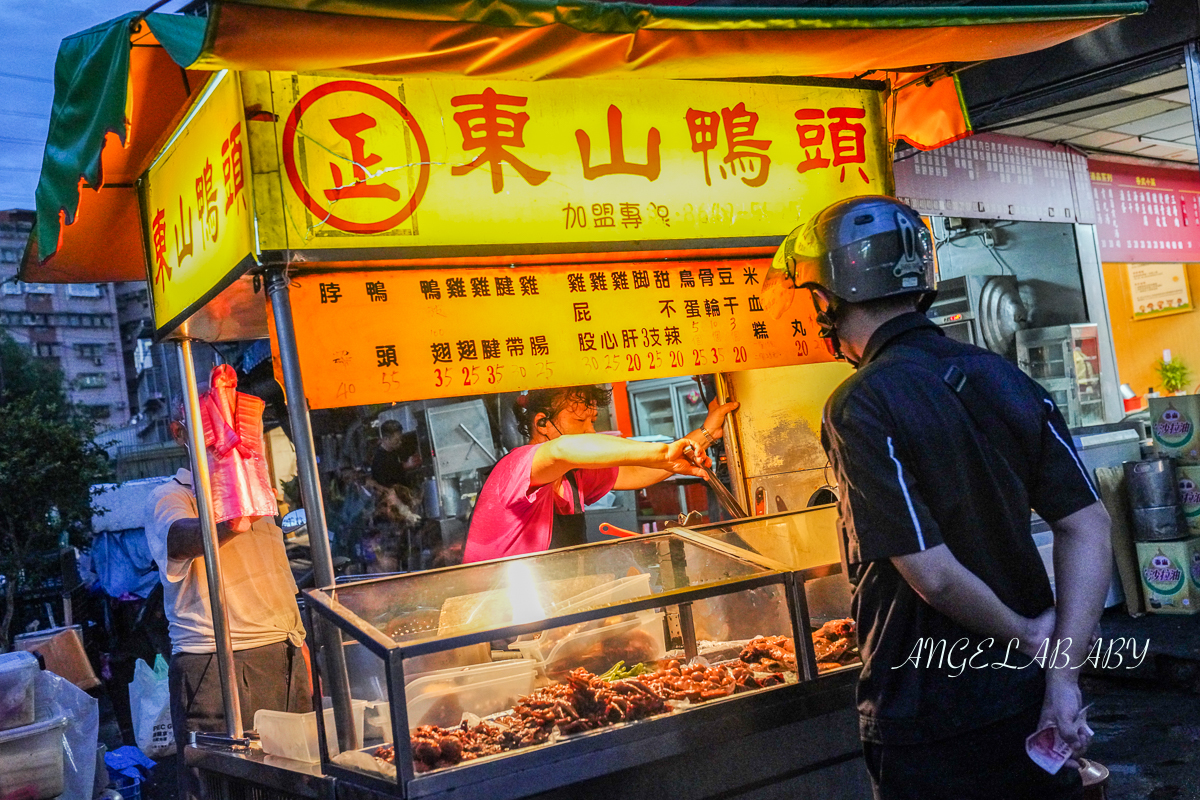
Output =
[{"x1": 22, "y1": 2, "x2": 1144, "y2": 797}]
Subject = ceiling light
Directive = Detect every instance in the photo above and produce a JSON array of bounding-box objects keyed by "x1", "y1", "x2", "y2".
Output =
[{"x1": 1137, "y1": 135, "x2": 1197, "y2": 151}]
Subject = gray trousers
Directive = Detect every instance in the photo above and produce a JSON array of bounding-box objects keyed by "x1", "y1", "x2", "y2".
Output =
[{"x1": 169, "y1": 641, "x2": 312, "y2": 799}]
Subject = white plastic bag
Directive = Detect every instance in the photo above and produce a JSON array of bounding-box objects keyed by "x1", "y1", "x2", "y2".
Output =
[{"x1": 130, "y1": 654, "x2": 175, "y2": 758}]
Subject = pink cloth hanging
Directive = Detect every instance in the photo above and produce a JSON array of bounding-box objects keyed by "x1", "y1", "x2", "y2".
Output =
[{"x1": 199, "y1": 364, "x2": 278, "y2": 528}]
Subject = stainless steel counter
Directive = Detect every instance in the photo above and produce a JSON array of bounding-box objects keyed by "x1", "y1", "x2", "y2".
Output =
[{"x1": 190, "y1": 669, "x2": 866, "y2": 800}]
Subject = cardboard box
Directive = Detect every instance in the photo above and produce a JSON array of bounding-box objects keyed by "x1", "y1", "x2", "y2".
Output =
[
  {"x1": 14, "y1": 626, "x2": 99, "y2": 691},
  {"x1": 1150, "y1": 396, "x2": 1200, "y2": 463},
  {"x1": 1136, "y1": 538, "x2": 1200, "y2": 614}
]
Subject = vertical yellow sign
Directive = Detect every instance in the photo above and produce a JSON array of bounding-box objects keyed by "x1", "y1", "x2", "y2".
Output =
[{"x1": 142, "y1": 72, "x2": 256, "y2": 336}]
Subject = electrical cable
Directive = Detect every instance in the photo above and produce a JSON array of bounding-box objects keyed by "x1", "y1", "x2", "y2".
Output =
[
  {"x1": 893, "y1": 147, "x2": 924, "y2": 163},
  {"x1": 0, "y1": 71, "x2": 51, "y2": 85},
  {"x1": 984, "y1": 242, "x2": 1015, "y2": 276}
]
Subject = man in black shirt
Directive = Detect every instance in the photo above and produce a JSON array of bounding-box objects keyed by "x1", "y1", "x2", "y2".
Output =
[
  {"x1": 370, "y1": 420, "x2": 421, "y2": 493},
  {"x1": 773, "y1": 196, "x2": 1111, "y2": 799}
]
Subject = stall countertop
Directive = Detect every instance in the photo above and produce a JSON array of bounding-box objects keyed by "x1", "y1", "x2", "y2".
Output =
[{"x1": 185, "y1": 741, "x2": 334, "y2": 799}]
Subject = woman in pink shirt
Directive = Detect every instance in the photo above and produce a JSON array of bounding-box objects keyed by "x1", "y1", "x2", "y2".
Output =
[{"x1": 464, "y1": 385, "x2": 738, "y2": 562}]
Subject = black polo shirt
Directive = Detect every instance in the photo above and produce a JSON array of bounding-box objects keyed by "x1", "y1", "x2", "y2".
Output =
[{"x1": 820, "y1": 312, "x2": 1099, "y2": 746}]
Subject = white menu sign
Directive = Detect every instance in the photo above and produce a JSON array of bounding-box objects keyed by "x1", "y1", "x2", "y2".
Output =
[{"x1": 1128, "y1": 263, "x2": 1192, "y2": 320}]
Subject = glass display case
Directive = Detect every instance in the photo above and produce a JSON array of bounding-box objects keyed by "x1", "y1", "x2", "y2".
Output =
[
  {"x1": 1015, "y1": 323, "x2": 1105, "y2": 428},
  {"x1": 687, "y1": 506, "x2": 860, "y2": 679},
  {"x1": 303, "y1": 530, "x2": 822, "y2": 797}
]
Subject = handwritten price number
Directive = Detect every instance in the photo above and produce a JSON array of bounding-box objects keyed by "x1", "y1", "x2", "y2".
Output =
[
  {"x1": 732, "y1": 346, "x2": 748, "y2": 364},
  {"x1": 794, "y1": 340, "x2": 809, "y2": 357},
  {"x1": 534, "y1": 361, "x2": 555, "y2": 381},
  {"x1": 380, "y1": 370, "x2": 406, "y2": 391},
  {"x1": 688, "y1": 348, "x2": 723, "y2": 368},
  {"x1": 336, "y1": 382, "x2": 357, "y2": 400},
  {"x1": 462, "y1": 365, "x2": 481, "y2": 386},
  {"x1": 433, "y1": 368, "x2": 453, "y2": 388},
  {"x1": 486, "y1": 365, "x2": 503, "y2": 385}
]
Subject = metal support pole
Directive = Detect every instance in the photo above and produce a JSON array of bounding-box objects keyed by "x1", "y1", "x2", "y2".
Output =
[
  {"x1": 1186, "y1": 43, "x2": 1200, "y2": 174},
  {"x1": 177, "y1": 339, "x2": 244, "y2": 741},
  {"x1": 264, "y1": 268, "x2": 358, "y2": 752},
  {"x1": 714, "y1": 372, "x2": 750, "y2": 514}
]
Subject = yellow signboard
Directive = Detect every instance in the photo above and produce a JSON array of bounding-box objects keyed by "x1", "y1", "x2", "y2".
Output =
[
  {"x1": 141, "y1": 71, "x2": 256, "y2": 335},
  {"x1": 283, "y1": 263, "x2": 833, "y2": 409},
  {"x1": 252, "y1": 75, "x2": 889, "y2": 256}
]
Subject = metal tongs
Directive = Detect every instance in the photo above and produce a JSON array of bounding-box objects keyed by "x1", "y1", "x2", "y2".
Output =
[{"x1": 682, "y1": 443, "x2": 748, "y2": 520}]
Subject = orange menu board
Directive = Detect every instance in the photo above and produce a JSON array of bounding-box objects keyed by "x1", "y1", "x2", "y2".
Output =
[{"x1": 282, "y1": 262, "x2": 832, "y2": 408}]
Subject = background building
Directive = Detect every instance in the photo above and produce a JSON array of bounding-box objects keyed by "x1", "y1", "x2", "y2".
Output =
[{"x1": 0, "y1": 208, "x2": 129, "y2": 425}]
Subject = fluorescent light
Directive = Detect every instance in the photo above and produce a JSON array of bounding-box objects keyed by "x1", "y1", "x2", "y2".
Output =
[{"x1": 1137, "y1": 135, "x2": 1196, "y2": 151}]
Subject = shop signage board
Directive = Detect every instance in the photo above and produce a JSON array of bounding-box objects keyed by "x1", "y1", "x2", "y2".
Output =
[
  {"x1": 1126, "y1": 262, "x2": 1192, "y2": 320},
  {"x1": 141, "y1": 71, "x2": 256, "y2": 336},
  {"x1": 1089, "y1": 160, "x2": 1200, "y2": 263},
  {"x1": 279, "y1": 262, "x2": 831, "y2": 408},
  {"x1": 249, "y1": 75, "x2": 889, "y2": 257},
  {"x1": 893, "y1": 133, "x2": 1095, "y2": 224}
]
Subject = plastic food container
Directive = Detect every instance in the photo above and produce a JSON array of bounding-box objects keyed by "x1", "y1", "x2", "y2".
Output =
[
  {"x1": 518, "y1": 612, "x2": 666, "y2": 682},
  {"x1": 555, "y1": 573, "x2": 653, "y2": 614},
  {"x1": 364, "y1": 701, "x2": 394, "y2": 743},
  {"x1": 0, "y1": 715, "x2": 67, "y2": 800},
  {"x1": 406, "y1": 664, "x2": 536, "y2": 730},
  {"x1": 0, "y1": 651, "x2": 40, "y2": 731},
  {"x1": 404, "y1": 658, "x2": 533, "y2": 694},
  {"x1": 255, "y1": 699, "x2": 368, "y2": 764}
]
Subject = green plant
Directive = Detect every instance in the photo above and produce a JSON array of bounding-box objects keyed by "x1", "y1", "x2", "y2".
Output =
[
  {"x1": 1154, "y1": 357, "x2": 1192, "y2": 394},
  {"x1": 0, "y1": 334, "x2": 112, "y2": 651}
]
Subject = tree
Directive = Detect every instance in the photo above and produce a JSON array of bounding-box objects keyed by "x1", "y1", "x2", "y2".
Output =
[{"x1": 0, "y1": 333, "x2": 112, "y2": 650}]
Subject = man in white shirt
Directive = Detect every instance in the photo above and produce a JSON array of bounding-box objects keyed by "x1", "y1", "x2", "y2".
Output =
[{"x1": 145, "y1": 419, "x2": 310, "y2": 797}]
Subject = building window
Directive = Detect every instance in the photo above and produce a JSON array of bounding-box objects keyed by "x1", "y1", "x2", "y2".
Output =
[
  {"x1": 75, "y1": 343, "x2": 105, "y2": 358},
  {"x1": 1, "y1": 281, "x2": 20, "y2": 295},
  {"x1": 22, "y1": 283, "x2": 54, "y2": 295},
  {"x1": 33, "y1": 342, "x2": 61, "y2": 358},
  {"x1": 76, "y1": 373, "x2": 108, "y2": 389},
  {"x1": 66, "y1": 283, "x2": 102, "y2": 298},
  {"x1": 82, "y1": 404, "x2": 112, "y2": 419}
]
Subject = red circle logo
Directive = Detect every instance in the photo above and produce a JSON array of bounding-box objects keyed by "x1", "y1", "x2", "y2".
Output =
[{"x1": 282, "y1": 81, "x2": 430, "y2": 235}]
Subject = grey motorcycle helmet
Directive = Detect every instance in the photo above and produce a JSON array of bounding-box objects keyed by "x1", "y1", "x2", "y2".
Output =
[{"x1": 773, "y1": 195, "x2": 936, "y2": 310}]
